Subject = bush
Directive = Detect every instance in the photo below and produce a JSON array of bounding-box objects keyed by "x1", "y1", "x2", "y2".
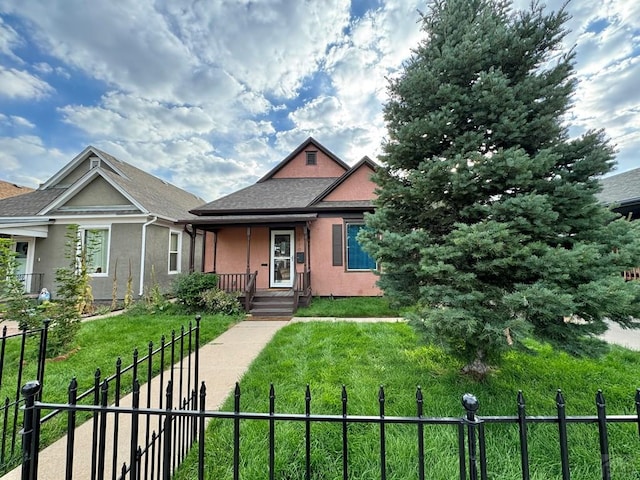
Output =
[
  {"x1": 173, "y1": 272, "x2": 219, "y2": 311},
  {"x1": 200, "y1": 288, "x2": 242, "y2": 315}
]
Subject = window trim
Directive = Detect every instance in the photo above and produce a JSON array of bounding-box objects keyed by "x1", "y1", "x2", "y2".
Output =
[
  {"x1": 80, "y1": 225, "x2": 110, "y2": 276},
  {"x1": 168, "y1": 230, "x2": 182, "y2": 274},
  {"x1": 306, "y1": 150, "x2": 317, "y2": 165}
]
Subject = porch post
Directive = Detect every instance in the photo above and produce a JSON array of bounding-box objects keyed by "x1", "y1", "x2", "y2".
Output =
[
  {"x1": 304, "y1": 223, "x2": 310, "y2": 274},
  {"x1": 246, "y1": 227, "x2": 251, "y2": 275},
  {"x1": 188, "y1": 226, "x2": 196, "y2": 273},
  {"x1": 212, "y1": 230, "x2": 218, "y2": 273},
  {"x1": 305, "y1": 222, "x2": 311, "y2": 273}
]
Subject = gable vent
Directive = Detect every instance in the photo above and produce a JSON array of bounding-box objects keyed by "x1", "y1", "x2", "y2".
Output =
[{"x1": 90, "y1": 156, "x2": 101, "y2": 169}]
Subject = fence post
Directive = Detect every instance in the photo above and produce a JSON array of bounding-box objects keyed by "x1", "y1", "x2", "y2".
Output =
[
  {"x1": 36, "y1": 319, "x2": 50, "y2": 399},
  {"x1": 556, "y1": 390, "x2": 570, "y2": 480},
  {"x1": 462, "y1": 393, "x2": 480, "y2": 480},
  {"x1": 20, "y1": 380, "x2": 41, "y2": 480},
  {"x1": 595, "y1": 390, "x2": 611, "y2": 480},
  {"x1": 65, "y1": 378, "x2": 78, "y2": 480}
]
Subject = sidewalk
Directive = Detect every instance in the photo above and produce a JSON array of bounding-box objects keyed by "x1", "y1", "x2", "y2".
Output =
[{"x1": 1, "y1": 320, "x2": 289, "y2": 480}]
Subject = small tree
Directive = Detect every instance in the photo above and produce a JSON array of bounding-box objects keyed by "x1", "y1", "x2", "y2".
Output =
[
  {"x1": 45, "y1": 225, "x2": 94, "y2": 355},
  {"x1": 0, "y1": 238, "x2": 39, "y2": 329},
  {"x1": 361, "y1": 0, "x2": 640, "y2": 378}
]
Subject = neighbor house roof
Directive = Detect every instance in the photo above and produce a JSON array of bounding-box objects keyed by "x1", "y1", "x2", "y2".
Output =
[
  {"x1": 597, "y1": 167, "x2": 640, "y2": 207},
  {"x1": 0, "y1": 146, "x2": 204, "y2": 221},
  {"x1": 0, "y1": 180, "x2": 35, "y2": 200}
]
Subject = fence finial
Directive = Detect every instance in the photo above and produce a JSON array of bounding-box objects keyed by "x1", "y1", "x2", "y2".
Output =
[{"x1": 462, "y1": 393, "x2": 479, "y2": 420}]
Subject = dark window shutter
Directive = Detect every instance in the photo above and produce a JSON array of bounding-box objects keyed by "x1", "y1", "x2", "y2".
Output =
[{"x1": 332, "y1": 224, "x2": 343, "y2": 266}]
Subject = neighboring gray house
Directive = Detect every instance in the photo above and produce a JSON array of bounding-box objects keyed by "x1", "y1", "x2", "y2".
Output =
[
  {"x1": 0, "y1": 146, "x2": 206, "y2": 301},
  {"x1": 598, "y1": 168, "x2": 640, "y2": 220}
]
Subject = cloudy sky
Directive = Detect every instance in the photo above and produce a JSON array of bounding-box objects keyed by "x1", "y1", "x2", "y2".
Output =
[{"x1": 0, "y1": 0, "x2": 638, "y2": 202}]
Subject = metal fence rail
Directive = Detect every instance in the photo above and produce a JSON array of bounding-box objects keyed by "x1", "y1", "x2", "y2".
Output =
[
  {"x1": 0, "y1": 322, "x2": 49, "y2": 474},
  {"x1": 18, "y1": 381, "x2": 640, "y2": 480}
]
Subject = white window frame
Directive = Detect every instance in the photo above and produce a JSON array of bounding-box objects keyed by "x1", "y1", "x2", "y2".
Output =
[
  {"x1": 80, "y1": 225, "x2": 110, "y2": 276},
  {"x1": 169, "y1": 230, "x2": 181, "y2": 274}
]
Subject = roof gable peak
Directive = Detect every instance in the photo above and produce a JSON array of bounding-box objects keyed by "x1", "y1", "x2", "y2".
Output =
[{"x1": 257, "y1": 137, "x2": 349, "y2": 182}]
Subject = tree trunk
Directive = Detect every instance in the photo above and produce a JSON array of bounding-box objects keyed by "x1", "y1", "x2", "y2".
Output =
[{"x1": 461, "y1": 349, "x2": 492, "y2": 380}]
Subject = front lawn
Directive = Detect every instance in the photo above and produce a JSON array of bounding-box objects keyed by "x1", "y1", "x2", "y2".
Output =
[
  {"x1": 295, "y1": 296, "x2": 406, "y2": 317},
  {"x1": 0, "y1": 311, "x2": 240, "y2": 467},
  {"x1": 175, "y1": 321, "x2": 640, "y2": 479}
]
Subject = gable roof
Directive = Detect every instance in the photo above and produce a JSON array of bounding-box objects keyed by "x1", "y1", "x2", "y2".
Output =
[
  {"x1": 309, "y1": 156, "x2": 377, "y2": 206},
  {"x1": 0, "y1": 146, "x2": 204, "y2": 221},
  {"x1": 257, "y1": 137, "x2": 349, "y2": 182},
  {"x1": 598, "y1": 168, "x2": 640, "y2": 207},
  {"x1": 0, "y1": 180, "x2": 34, "y2": 200},
  {"x1": 190, "y1": 145, "x2": 376, "y2": 218},
  {"x1": 191, "y1": 178, "x2": 338, "y2": 214}
]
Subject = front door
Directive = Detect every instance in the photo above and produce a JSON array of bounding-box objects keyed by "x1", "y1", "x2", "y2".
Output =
[
  {"x1": 270, "y1": 230, "x2": 294, "y2": 288},
  {"x1": 14, "y1": 240, "x2": 31, "y2": 292}
]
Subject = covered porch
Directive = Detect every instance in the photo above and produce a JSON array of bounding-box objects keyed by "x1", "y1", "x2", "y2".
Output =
[{"x1": 183, "y1": 214, "x2": 316, "y2": 315}]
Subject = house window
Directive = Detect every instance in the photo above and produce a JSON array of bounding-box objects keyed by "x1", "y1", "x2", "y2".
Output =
[
  {"x1": 346, "y1": 223, "x2": 376, "y2": 271},
  {"x1": 306, "y1": 151, "x2": 317, "y2": 165},
  {"x1": 169, "y1": 231, "x2": 181, "y2": 274},
  {"x1": 82, "y1": 227, "x2": 109, "y2": 275}
]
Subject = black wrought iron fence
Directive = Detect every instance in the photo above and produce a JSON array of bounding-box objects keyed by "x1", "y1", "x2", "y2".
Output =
[
  {"x1": 18, "y1": 380, "x2": 640, "y2": 480},
  {"x1": 4, "y1": 317, "x2": 201, "y2": 479},
  {"x1": 0, "y1": 321, "x2": 49, "y2": 473}
]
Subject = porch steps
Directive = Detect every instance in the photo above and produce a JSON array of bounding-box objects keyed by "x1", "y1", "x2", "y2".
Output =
[{"x1": 250, "y1": 290, "x2": 296, "y2": 317}]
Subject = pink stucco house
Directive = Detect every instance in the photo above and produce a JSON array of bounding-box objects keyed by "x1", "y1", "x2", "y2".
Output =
[{"x1": 183, "y1": 138, "x2": 381, "y2": 315}]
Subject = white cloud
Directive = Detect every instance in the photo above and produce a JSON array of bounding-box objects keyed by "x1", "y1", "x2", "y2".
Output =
[
  {"x1": 0, "y1": 0, "x2": 638, "y2": 199},
  {"x1": 0, "y1": 135, "x2": 68, "y2": 187},
  {"x1": 0, "y1": 15, "x2": 21, "y2": 59},
  {"x1": 0, "y1": 66, "x2": 53, "y2": 99}
]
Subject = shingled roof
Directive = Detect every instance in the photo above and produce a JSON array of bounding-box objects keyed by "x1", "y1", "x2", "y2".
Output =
[
  {"x1": 191, "y1": 178, "x2": 337, "y2": 214},
  {"x1": 190, "y1": 139, "x2": 376, "y2": 219},
  {"x1": 0, "y1": 146, "x2": 204, "y2": 221},
  {"x1": 597, "y1": 167, "x2": 640, "y2": 207},
  {"x1": 0, "y1": 180, "x2": 34, "y2": 200}
]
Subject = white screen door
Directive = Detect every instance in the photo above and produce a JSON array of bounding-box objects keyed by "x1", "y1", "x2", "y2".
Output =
[{"x1": 270, "y1": 230, "x2": 294, "y2": 288}]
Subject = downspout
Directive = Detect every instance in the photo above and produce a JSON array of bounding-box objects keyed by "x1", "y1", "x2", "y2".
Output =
[{"x1": 139, "y1": 216, "x2": 158, "y2": 297}]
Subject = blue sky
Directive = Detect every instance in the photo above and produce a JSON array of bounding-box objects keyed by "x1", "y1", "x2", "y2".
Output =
[{"x1": 0, "y1": 0, "x2": 638, "y2": 202}]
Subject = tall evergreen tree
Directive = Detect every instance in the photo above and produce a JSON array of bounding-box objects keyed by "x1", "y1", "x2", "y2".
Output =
[{"x1": 361, "y1": 0, "x2": 640, "y2": 377}]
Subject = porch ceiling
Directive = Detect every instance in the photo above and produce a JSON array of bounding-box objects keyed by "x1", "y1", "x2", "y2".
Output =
[{"x1": 186, "y1": 213, "x2": 318, "y2": 229}]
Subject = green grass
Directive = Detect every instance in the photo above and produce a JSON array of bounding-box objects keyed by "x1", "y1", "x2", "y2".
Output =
[
  {"x1": 0, "y1": 311, "x2": 240, "y2": 472},
  {"x1": 295, "y1": 296, "x2": 406, "y2": 317},
  {"x1": 174, "y1": 321, "x2": 640, "y2": 479}
]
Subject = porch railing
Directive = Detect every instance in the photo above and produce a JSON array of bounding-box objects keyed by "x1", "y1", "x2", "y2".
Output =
[
  {"x1": 624, "y1": 268, "x2": 640, "y2": 281},
  {"x1": 14, "y1": 273, "x2": 44, "y2": 296},
  {"x1": 215, "y1": 272, "x2": 258, "y2": 311}
]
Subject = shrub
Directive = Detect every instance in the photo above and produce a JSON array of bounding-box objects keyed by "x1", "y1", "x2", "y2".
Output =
[
  {"x1": 200, "y1": 288, "x2": 242, "y2": 315},
  {"x1": 173, "y1": 272, "x2": 219, "y2": 310}
]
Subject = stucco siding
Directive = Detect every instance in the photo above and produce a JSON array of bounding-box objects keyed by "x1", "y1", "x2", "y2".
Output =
[
  {"x1": 64, "y1": 177, "x2": 133, "y2": 207},
  {"x1": 272, "y1": 149, "x2": 346, "y2": 179},
  {"x1": 213, "y1": 227, "x2": 272, "y2": 289},
  {"x1": 323, "y1": 166, "x2": 377, "y2": 201},
  {"x1": 309, "y1": 217, "x2": 381, "y2": 297}
]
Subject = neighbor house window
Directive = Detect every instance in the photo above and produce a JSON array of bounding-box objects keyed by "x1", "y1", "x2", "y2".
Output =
[
  {"x1": 346, "y1": 223, "x2": 376, "y2": 271},
  {"x1": 306, "y1": 151, "x2": 317, "y2": 165},
  {"x1": 169, "y1": 231, "x2": 181, "y2": 274},
  {"x1": 82, "y1": 227, "x2": 109, "y2": 275}
]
